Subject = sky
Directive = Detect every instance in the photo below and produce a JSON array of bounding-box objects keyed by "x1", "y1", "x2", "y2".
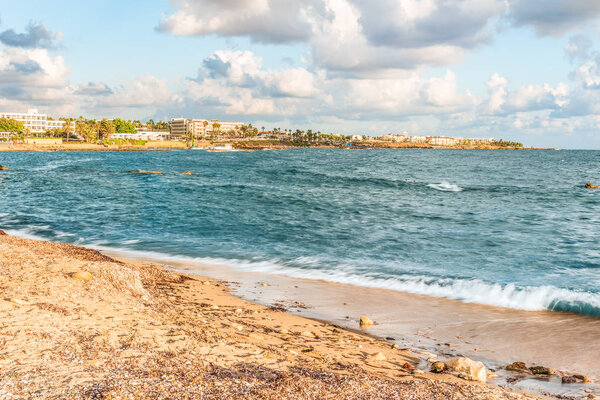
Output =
[{"x1": 1, "y1": 1, "x2": 600, "y2": 148}]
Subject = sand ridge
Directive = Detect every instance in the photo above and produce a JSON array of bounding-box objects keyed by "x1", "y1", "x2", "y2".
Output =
[{"x1": 0, "y1": 234, "x2": 540, "y2": 399}]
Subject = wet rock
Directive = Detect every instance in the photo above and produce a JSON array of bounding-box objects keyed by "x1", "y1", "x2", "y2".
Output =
[
  {"x1": 70, "y1": 271, "x2": 93, "y2": 282},
  {"x1": 506, "y1": 361, "x2": 529, "y2": 372},
  {"x1": 585, "y1": 182, "x2": 599, "y2": 189},
  {"x1": 562, "y1": 375, "x2": 592, "y2": 384},
  {"x1": 0, "y1": 230, "x2": 6, "y2": 235},
  {"x1": 0, "y1": 164, "x2": 8, "y2": 171},
  {"x1": 529, "y1": 366, "x2": 553, "y2": 375},
  {"x1": 184, "y1": 171, "x2": 193, "y2": 175},
  {"x1": 431, "y1": 361, "x2": 446, "y2": 373},
  {"x1": 359, "y1": 316, "x2": 374, "y2": 328},
  {"x1": 402, "y1": 362, "x2": 415, "y2": 371},
  {"x1": 445, "y1": 357, "x2": 487, "y2": 382}
]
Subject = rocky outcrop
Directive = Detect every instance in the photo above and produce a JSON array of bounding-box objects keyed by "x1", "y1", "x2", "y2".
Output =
[
  {"x1": 445, "y1": 357, "x2": 487, "y2": 382},
  {"x1": 585, "y1": 183, "x2": 599, "y2": 189}
]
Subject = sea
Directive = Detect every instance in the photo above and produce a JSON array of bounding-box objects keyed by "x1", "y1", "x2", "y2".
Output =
[{"x1": 1, "y1": 148, "x2": 599, "y2": 318}]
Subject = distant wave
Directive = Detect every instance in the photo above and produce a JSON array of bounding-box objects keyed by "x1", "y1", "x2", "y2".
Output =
[{"x1": 428, "y1": 181, "x2": 463, "y2": 192}]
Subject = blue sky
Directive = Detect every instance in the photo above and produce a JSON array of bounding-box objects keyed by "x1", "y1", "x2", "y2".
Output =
[{"x1": 1, "y1": 0, "x2": 600, "y2": 148}]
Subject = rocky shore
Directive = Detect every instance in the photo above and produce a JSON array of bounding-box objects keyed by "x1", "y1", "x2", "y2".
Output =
[{"x1": 0, "y1": 233, "x2": 555, "y2": 399}]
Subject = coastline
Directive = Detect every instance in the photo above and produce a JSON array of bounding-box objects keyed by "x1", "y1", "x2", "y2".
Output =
[{"x1": 0, "y1": 233, "x2": 552, "y2": 399}]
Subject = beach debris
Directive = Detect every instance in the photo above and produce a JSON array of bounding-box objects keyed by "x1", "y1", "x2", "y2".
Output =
[
  {"x1": 431, "y1": 361, "x2": 446, "y2": 373},
  {"x1": 366, "y1": 352, "x2": 387, "y2": 361},
  {"x1": 359, "y1": 316, "x2": 374, "y2": 328},
  {"x1": 585, "y1": 182, "x2": 599, "y2": 189},
  {"x1": 261, "y1": 283, "x2": 269, "y2": 287},
  {"x1": 529, "y1": 366, "x2": 553, "y2": 375},
  {"x1": 70, "y1": 271, "x2": 93, "y2": 282},
  {"x1": 562, "y1": 375, "x2": 592, "y2": 384},
  {"x1": 445, "y1": 357, "x2": 487, "y2": 382}
]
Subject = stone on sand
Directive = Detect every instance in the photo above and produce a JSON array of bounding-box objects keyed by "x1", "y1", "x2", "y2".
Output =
[
  {"x1": 360, "y1": 316, "x2": 374, "y2": 328},
  {"x1": 367, "y1": 352, "x2": 387, "y2": 361},
  {"x1": 506, "y1": 361, "x2": 529, "y2": 373},
  {"x1": 0, "y1": 230, "x2": 6, "y2": 235},
  {"x1": 431, "y1": 361, "x2": 446, "y2": 373},
  {"x1": 445, "y1": 357, "x2": 487, "y2": 382},
  {"x1": 70, "y1": 271, "x2": 93, "y2": 282}
]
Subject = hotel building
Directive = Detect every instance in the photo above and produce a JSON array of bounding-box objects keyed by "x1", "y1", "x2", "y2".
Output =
[
  {"x1": 0, "y1": 109, "x2": 75, "y2": 134},
  {"x1": 170, "y1": 118, "x2": 243, "y2": 139}
]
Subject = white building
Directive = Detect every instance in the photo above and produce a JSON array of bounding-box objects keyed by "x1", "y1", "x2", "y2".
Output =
[
  {"x1": 0, "y1": 109, "x2": 75, "y2": 134},
  {"x1": 351, "y1": 135, "x2": 364, "y2": 141},
  {"x1": 170, "y1": 118, "x2": 244, "y2": 138},
  {"x1": 111, "y1": 130, "x2": 171, "y2": 141},
  {"x1": 428, "y1": 136, "x2": 457, "y2": 146}
]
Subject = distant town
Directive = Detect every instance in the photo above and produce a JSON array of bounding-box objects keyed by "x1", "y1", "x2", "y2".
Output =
[{"x1": 0, "y1": 109, "x2": 525, "y2": 150}]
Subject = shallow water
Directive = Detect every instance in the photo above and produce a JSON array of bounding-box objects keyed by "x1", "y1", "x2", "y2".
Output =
[{"x1": 0, "y1": 149, "x2": 599, "y2": 318}]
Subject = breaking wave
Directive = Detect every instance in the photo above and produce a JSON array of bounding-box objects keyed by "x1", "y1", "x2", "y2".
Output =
[{"x1": 428, "y1": 181, "x2": 463, "y2": 192}]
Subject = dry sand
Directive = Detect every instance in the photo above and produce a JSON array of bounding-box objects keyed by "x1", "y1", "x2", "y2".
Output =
[{"x1": 0, "y1": 234, "x2": 542, "y2": 399}]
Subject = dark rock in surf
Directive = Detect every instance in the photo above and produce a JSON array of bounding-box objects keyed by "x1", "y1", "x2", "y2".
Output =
[
  {"x1": 529, "y1": 366, "x2": 553, "y2": 375},
  {"x1": 585, "y1": 182, "x2": 599, "y2": 189}
]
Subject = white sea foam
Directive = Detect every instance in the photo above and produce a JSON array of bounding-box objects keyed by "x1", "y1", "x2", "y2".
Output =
[
  {"x1": 428, "y1": 181, "x2": 463, "y2": 192},
  {"x1": 5, "y1": 229, "x2": 600, "y2": 317}
]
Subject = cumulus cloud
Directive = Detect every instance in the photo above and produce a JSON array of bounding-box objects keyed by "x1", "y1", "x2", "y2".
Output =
[
  {"x1": 157, "y1": 0, "x2": 320, "y2": 43},
  {"x1": 0, "y1": 23, "x2": 62, "y2": 49},
  {"x1": 508, "y1": 0, "x2": 600, "y2": 37}
]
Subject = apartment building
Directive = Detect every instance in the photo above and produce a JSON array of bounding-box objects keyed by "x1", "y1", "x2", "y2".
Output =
[
  {"x1": 428, "y1": 136, "x2": 457, "y2": 146},
  {"x1": 0, "y1": 109, "x2": 75, "y2": 134}
]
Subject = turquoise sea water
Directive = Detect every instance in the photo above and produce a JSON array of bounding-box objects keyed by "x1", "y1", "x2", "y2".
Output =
[{"x1": 1, "y1": 149, "x2": 599, "y2": 316}]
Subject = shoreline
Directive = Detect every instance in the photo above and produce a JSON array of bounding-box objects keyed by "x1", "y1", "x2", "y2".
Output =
[
  {"x1": 102, "y1": 247, "x2": 600, "y2": 398},
  {"x1": 0, "y1": 232, "x2": 556, "y2": 399}
]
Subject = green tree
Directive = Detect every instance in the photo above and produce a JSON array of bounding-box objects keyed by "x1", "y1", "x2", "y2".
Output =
[
  {"x1": 99, "y1": 119, "x2": 115, "y2": 140},
  {"x1": 0, "y1": 118, "x2": 24, "y2": 133},
  {"x1": 113, "y1": 119, "x2": 136, "y2": 133}
]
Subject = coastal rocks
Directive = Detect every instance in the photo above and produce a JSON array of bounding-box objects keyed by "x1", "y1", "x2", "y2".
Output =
[
  {"x1": 0, "y1": 164, "x2": 8, "y2": 170},
  {"x1": 402, "y1": 362, "x2": 415, "y2": 371},
  {"x1": 431, "y1": 361, "x2": 446, "y2": 373},
  {"x1": 585, "y1": 183, "x2": 599, "y2": 189},
  {"x1": 562, "y1": 375, "x2": 592, "y2": 384},
  {"x1": 445, "y1": 357, "x2": 487, "y2": 383},
  {"x1": 529, "y1": 366, "x2": 553, "y2": 375},
  {"x1": 359, "y1": 316, "x2": 374, "y2": 328},
  {"x1": 70, "y1": 271, "x2": 93, "y2": 281},
  {"x1": 506, "y1": 361, "x2": 531, "y2": 374}
]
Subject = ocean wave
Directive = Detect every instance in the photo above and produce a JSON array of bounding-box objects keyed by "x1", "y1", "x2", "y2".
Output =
[
  {"x1": 428, "y1": 181, "x2": 463, "y2": 192},
  {"x1": 60, "y1": 245, "x2": 600, "y2": 318},
  {"x1": 4, "y1": 228, "x2": 600, "y2": 318}
]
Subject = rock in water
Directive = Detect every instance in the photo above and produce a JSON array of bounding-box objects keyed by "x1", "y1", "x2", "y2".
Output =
[
  {"x1": 360, "y1": 316, "x2": 374, "y2": 328},
  {"x1": 506, "y1": 361, "x2": 530, "y2": 373},
  {"x1": 529, "y1": 366, "x2": 553, "y2": 375},
  {"x1": 585, "y1": 182, "x2": 599, "y2": 189},
  {"x1": 184, "y1": 171, "x2": 192, "y2": 175},
  {"x1": 0, "y1": 164, "x2": 7, "y2": 170},
  {"x1": 445, "y1": 357, "x2": 487, "y2": 382},
  {"x1": 70, "y1": 271, "x2": 93, "y2": 281},
  {"x1": 431, "y1": 361, "x2": 446, "y2": 373}
]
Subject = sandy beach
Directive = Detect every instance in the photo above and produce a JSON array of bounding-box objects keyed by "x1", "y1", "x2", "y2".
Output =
[{"x1": 0, "y1": 233, "x2": 553, "y2": 399}]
